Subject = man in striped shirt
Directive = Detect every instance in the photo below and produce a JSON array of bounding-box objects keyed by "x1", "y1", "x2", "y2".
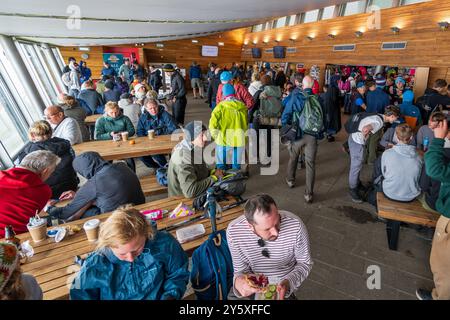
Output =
[{"x1": 226, "y1": 194, "x2": 312, "y2": 300}]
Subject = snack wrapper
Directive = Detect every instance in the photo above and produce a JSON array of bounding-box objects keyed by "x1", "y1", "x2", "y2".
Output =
[
  {"x1": 169, "y1": 202, "x2": 194, "y2": 219},
  {"x1": 20, "y1": 240, "x2": 34, "y2": 258},
  {"x1": 141, "y1": 209, "x2": 166, "y2": 221}
]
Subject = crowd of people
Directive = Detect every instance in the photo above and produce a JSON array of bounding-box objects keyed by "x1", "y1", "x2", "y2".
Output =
[{"x1": 0, "y1": 56, "x2": 449, "y2": 301}]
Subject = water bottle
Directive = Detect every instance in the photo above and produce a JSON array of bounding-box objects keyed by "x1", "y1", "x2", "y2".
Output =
[{"x1": 423, "y1": 136, "x2": 429, "y2": 152}]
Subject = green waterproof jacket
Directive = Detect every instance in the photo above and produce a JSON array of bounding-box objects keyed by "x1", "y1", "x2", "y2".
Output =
[
  {"x1": 425, "y1": 138, "x2": 450, "y2": 218},
  {"x1": 94, "y1": 114, "x2": 135, "y2": 140},
  {"x1": 209, "y1": 98, "x2": 248, "y2": 147},
  {"x1": 167, "y1": 140, "x2": 215, "y2": 198}
]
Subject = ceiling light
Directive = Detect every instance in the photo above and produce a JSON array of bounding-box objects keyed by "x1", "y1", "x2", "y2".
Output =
[
  {"x1": 438, "y1": 21, "x2": 449, "y2": 31},
  {"x1": 78, "y1": 47, "x2": 90, "y2": 51},
  {"x1": 306, "y1": 36, "x2": 314, "y2": 41},
  {"x1": 328, "y1": 34, "x2": 336, "y2": 39},
  {"x1": 192, "y1": 39, "x2": 199, "y2": 43},
  {"x1": 218, "y1": 42, "x2": 224, "y2": 46},
  {"x1": 263, "y1": 40, "x2": 269, "y2": 44},
  {"x1": 355, "y1": 31, "x2": 363, "y2": 38},
  {"x1": 252, "y1": 40, "x2": 257, "y2": 45},
  {"x1": 156, "y1": 43, "x2": 164, "y2": 48},
  {"x1": 289, "y1": 38, "x2": 296, "y2": 43},
  {"x1": 391, "y1": 26, "x2": 400, "y2": 34}
]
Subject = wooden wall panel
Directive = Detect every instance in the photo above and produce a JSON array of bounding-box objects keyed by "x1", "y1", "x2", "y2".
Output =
[
  {"x1": 241, "y1": 0, "x2": 450, "y2": 91},
  {"x1": 58, "y1": 46, "x2": 104, "y2": 78}
]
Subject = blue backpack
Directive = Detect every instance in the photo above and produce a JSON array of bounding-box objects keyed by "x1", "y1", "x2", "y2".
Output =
[
  {"x1": 190, "y1": 230, "x2": 234, "y2": 300},
  {"x1": 156, "y1": 164, "x2": 168, "y2": 187}
]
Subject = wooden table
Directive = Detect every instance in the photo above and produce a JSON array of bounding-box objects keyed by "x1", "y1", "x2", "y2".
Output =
[
  {"x1": 72, "y1": 134, "x2": 181, "y2": 161},
  {"x1": 84, "y1": 114, "x2": 102, "y2": 126},
  {"x1": 11, "y1": 196, "x2": 243, "y2": 300}
]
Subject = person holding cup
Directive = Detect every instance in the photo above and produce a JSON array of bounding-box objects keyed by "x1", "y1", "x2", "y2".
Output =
[
  {"x1": 94, "y1": 101, "x2": 135, "y2": 141},
  {"x1": 136, "y1": 98, "x2": 178, "y2": 170},
  {"x1": 70, "y1": 206, "x2": 189, "y2": 300}
]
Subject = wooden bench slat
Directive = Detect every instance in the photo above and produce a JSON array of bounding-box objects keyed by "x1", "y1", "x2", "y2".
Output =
[
  {"x1": 140, "y1": 175, "x2": 167, "y2": 196},
  {"x1": 377, "y1": 192, "x2": 440, "y2": 227}
]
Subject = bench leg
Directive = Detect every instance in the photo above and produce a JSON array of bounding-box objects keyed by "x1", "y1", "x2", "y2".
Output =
[{"x1": 386, "y1": 220, "x2": 401, "y2": 251}]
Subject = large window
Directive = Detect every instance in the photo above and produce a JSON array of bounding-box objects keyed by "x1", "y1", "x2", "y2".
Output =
[
  {"x1": 401, "y1": 0, "x2": 429, "y2": 4},
  {"x1": 275, "y1": 16, "x2": 287, "y2": 28},
  {"x1": 287, "y1": 14, "x2": 298, "y2": 26},
  {"x1": 16, "y1": 42, "x2": 60, "y2": 105},
  {"x1": 303, "y1": 9, "x2": 320, "y2": 23},
  {"x1": 368, "y1": 0, "x2": 394, "y2": 10},
  {"x1": 51, "y1": 47, "x2": 65, "y2": 71},
  {"x1": 321, "y1": 6, "x2": 336, "y2": 20},
  {"x1": 252, "y1": 24, "x2": 263, "y2": 32},
  {"x1": 343, "y1": 1, "x2": 368, "y2": 16}
]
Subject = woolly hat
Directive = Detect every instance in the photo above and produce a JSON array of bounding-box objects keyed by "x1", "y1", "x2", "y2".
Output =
[
  {"x1": 0, "y1": 242, "x2": 19, "y2": 293},
  {"x1": 375, "y1": 75, "x2": 386, "y2": 87},
  {"x1": 402, "y1": 90, "x2": 414, "y2": 102},
  {"x1": 183, "y1": 121, "x2": 207, "y2": 142},
  {"x1": 220, "y1": 71, "x2": 232, "y2": 82},
  {"x1": 134, "y1": 83, "x2": 145, "y2": 92},
  {"x1": 395, "y1": 77, "x2": 406, "y2": 85},
  {"x1": 356, "y1": 82, "x2": 366, "y2": 89},
  {"x1": 162, "y1": 64, "x2": 175, "y2": 72},
  {"x1": 120, "y1": 93, "x2": 132, "y2": 100},
  {"x1": 222, "y1": 83, "x2": 235, "y2": 97}
]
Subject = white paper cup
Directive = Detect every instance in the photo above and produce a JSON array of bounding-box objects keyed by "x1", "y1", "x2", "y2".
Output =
[
  {"x1": 121, "y1": 132, "x2": 129, "y2": 141},
  {"x1": 148, "y1": 130, "x2": 155, "y2": 139},
  {"x1": 83, "y1": 219, "x2": 100, "y2": 242}
]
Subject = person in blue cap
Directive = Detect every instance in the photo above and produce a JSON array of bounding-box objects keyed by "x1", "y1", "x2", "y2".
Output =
[
  {"x1": 399, "y1": 90, "x2": 422, "y2": 130},
  {"x1": 392, "y1": 76, "x2": 407, "y2": 105},
  {"x1": 209, "y1": 83, "x2": 248, "y2": 171},
  {"x1": 215, "y1": 70, "x2": 232, "y2": 104},
  {"x1": 350, "y1": 82, "x2": 367, "y2": 115}
]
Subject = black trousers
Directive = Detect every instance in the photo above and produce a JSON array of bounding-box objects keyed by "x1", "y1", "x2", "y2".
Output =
[{"x1": 172, "y1": 95, "x2": 187, "y2": 125}]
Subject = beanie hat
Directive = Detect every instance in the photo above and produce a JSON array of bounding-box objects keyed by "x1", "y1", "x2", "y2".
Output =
[
  {"x1": 395, "y1": 77, "x2": 406, "y2": 85},
  {"x1": 222, "y1": 83, "x2": 235, "y2": 97},
  {"x1": 356, "y1": 82, "x2": 365, "y2": 89},
  {"x1": 105, "y1": 80, "x2": 114, "y2": 90},
  {"x1": 120, "y1": 93, "x2": 132, "y2": 100},
  {"x1": 375, "y1": 75, "x2": 386, "y2": 87},
  {"x1": 402, "y1": 90, "x2": 414, "y2": 102},
  {"x1": 134, "y1": 83, "x2": 144, "y2": 92},
  {"x1": 183, "y1": 121, "x2": 207, "y2": 142},
  {"x1": 220, "y1": 71, "x2": 232, "y2": 82},
  {"x1": 162, "y1": 64, "x2": 175, "y2": 72},
  {"x1": 0, "y1": 242, "x2": 19, "y2": 293}
]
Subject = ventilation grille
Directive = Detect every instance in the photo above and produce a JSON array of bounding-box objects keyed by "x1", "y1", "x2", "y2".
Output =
[
  {"x1": 333, "y1": 44, "x2": 356, "y2": 51},
  {"x1": 381, "y1": 42, "x2": 407, "y2": 50}
]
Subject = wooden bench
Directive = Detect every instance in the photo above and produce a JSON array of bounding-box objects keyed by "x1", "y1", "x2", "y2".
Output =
[
  {"x1": 140, "y1": 175, "x2": 167, "y2": 196},
  {"x1": 377, "y1": 192, "x2": 440, "y2": 250}
]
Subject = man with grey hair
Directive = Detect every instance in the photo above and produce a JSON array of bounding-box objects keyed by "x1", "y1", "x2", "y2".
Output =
[
  {"x1": 44, "y1": 105, "x2": 82, "y2": 145},
  {"x1": 0, "y1": 150, "x2": 60, "y2": 236},
  {"x1": 281, "y1": 75, "x2": 323, "y2": 204}
]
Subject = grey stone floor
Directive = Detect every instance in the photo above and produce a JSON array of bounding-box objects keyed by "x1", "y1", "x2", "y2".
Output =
[{"x1": 138, "y1": 95, "x2": 433, "y2": 300}]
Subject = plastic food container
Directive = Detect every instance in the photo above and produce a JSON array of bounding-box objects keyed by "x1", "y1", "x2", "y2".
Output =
[{"x1": 176, "y1": 224, "x2": 206, "y2": 244}]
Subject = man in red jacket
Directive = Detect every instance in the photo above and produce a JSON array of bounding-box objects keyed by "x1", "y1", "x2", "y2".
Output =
[{"x1": 0, "y1": 150, "x2": 59, "y2": 237}]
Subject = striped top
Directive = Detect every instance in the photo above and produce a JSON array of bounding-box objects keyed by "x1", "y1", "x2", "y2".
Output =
[{"x1": 226, "y1": 210, "x2": 312, "y2": 298}]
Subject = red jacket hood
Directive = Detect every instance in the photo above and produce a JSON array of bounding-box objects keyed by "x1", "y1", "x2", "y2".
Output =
[{"x1": 0, "y1": 167, "x2": 45, "y2": 189}]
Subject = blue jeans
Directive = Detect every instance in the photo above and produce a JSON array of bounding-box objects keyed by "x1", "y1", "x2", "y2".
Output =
[
  {"x1": 216, "y1": 145, "x2": 244, "y2": 170},
  {"x1": 210, "y1": 100, "x2": 217, "y2": 110}
]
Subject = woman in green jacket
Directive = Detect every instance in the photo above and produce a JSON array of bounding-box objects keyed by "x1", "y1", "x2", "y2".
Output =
[{"x1": 94, "y1": 101, "x2": 135, "y2": 140}]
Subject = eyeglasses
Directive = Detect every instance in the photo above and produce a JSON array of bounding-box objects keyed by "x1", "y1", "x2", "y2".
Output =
[
  {"x1": 44, "y1": 113, "x2": 59, "y2": 119},
  {"x1": 257, "y1": 238, "x2": 270, "y2": 258}
]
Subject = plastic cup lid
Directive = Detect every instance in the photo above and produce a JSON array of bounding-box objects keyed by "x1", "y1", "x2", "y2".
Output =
[
  {"x1": 55, "y1": 228, "x2": 67, "y2": 243},
  {"x1": 83, "y1": 219, "x2": 100, "y2": 230}
]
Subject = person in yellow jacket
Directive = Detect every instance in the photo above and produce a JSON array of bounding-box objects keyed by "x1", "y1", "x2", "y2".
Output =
[{"x1": 209, "y1": 83, "x2": 248, "y2": 170}]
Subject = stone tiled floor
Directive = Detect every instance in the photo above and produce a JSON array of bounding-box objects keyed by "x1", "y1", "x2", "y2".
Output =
[{"x1": 139, "y1": 95, "x2": 434, "y2": 300}]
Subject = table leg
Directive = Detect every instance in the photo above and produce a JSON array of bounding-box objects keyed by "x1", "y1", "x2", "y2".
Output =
[{"x1": 386, "y1": 220, "x2": 400, "y2": 251}]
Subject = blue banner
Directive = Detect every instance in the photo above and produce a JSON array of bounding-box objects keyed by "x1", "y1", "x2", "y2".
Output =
[{"x1": 103, "y1": 53, "x2": 123, "y2": 76}]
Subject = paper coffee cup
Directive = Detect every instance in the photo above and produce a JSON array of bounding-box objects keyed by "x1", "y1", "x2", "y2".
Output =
[
  {"x1": 121, "y1": 132, "x2": 129, "y2": 141},
  {"x1": 27, "y1": 220, "x2": 47, "y2": 243},
  {"x1": 83, "y1": 219, "x2": 100, "y2": 242},
  {"x1": 148, "y1": 130, "x2": 155, "y2": 139}
]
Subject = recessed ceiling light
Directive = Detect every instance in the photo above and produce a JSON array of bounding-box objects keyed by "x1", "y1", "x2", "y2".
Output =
[
  {"x1": 218, "y1": 42, "x2": 224, "y2": 46},
  {"x1": 192, "y1": 39, "x2": 198, "y2": 43}
]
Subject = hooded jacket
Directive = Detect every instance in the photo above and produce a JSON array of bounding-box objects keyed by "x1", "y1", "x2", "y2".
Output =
[
  {"x1": 379, "y1": 127, "x2": 417, "y2": 149},
  {"x1": 425, "y1": 138, "x2": 450, "y2": 217},
  {"x1": 78, "y1": 89, "x2": 104, "y2": 115},
  {"x1": 216, "y1": 83, "x2": 254, "y2": 109},
  {"x1": 258, "y1": 85, "x2": 283, "y2": 118},
  {"x1": 118, "y1": 99, "x2": 141, "y2": 130},
  {"x1": 168, "y1": 71, "x2": 186, "y2": 99},
  {"x1": 17, "y1": 138, "x2": 78, "y2": 198},
  {"x1": 70, "y1": 233, "x2": 189, "y2": 300},
  {"x1": 136, "y1": 108, "x2": 177, "y2": 137},
  {"x1": 399, "y1": 101, "x2": 421, "y2": 129},
  {"x1": 381, "y1": 144, "x2": 423, "y2": 201},
  {"x1": 167, "y1": 139, "x2": 215, "y2": 198},
  {"x1": 148, "y1": 69, "x2": 162, "y2": 90},
  {"x1": 0, "y1": 168, "x2": 52, "y2": 237},
  {"x1": 206, "y1": 72, "x2": 221, "y2": 105},
  {"x1": 61, "y1": 103, "x2": 90, "y2": 142},
  {"x1": 47, "y1": 152, "x2": 145, "y2": 221},
  {"x1": 94, "y1": 114, "x2": 135, "y2": 140},
  {"x1": 209, "y1": 97, "x2": 248, "y2": 147}
]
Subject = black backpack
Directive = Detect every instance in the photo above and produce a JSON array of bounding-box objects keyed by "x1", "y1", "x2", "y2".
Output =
[
  {"x1": 344, "y1": 112, "x2": 383, "y2": 134},
  {"x1": 416, "y1": 93, "x2": 443, "y2": 124}
]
